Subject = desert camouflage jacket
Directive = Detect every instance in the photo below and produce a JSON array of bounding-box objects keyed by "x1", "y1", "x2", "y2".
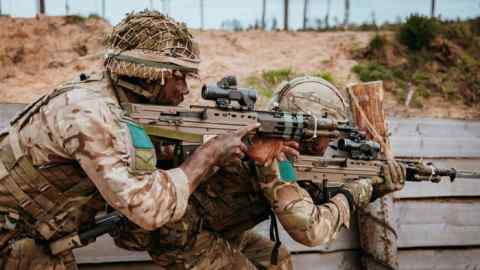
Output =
[{"x1": 0, "y1": 73, "x2": 190, "y2": 238}]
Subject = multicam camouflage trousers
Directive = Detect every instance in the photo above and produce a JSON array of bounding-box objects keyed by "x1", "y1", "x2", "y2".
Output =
[
  {"x1": 113, "y1": 225, "x2": 293, "y2": 270},
  {"x1": 0, "y1": 232, "x2": 77, "y2": 270},
  {"x1": 0, "y1": 227, "x2": 292, "y2": 270}
]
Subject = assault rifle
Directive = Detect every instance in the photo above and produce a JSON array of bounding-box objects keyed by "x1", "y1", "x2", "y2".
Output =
[
  {"x1": 294, "y1": 154, "x2": 480, "y2": 203},
  {"x1": 49, "y1": 211, "x2": 127, "y2": 255},
  {"x1": 125, "y1": 76, "x2": 376, "y2": 159}
]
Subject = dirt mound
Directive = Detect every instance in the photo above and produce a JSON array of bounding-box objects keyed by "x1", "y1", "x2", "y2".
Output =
[
  {"x1": 0, "y1": 15, "x2": 110, "y2": 102},
  {"x1": 0, "y1": 16, "x2": 477, "y2": 119},
  {"x1": 354, "y1": 27, "x2": 480, "y2": 119}
]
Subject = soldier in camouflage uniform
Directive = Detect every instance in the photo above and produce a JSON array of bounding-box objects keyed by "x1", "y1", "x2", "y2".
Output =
[
  {"x1": 113, "y1": 77, "x2": 405, "y2": 269},
  {"x1": 0, "y1": 11, "x2": 260, "y2": 270}
]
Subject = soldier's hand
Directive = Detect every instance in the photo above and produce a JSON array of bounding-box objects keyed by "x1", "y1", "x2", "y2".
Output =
[
  {"x1": 205, "y1": 123, "x2": 260, "y2": 167},
  {"x1": 373, "y1": 160, "x2": 406, "y2": 200},
  {"x1": 247, "y1": 138, "x2": 299, "y2": 166},
  {"x1": 339, "y1": 179, "x2": 374, "y2": 209}
]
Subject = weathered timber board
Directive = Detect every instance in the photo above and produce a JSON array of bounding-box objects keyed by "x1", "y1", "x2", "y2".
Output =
[
  {"x1": 75, "y1": 236, "x2": 150, "y2": 263},
  {"x1": 78, "y1": 248, "x2": 480, "y2": 270},
  {"x1": 77, "y1": 251, "x2": 363, "y2": 270},
  {"x1": 396, "y1": 198, "x2": 480, "y2": 248},
  {"x1": 75, "y1": 198, "x2": 480, "y2": 263},
  {"x1": 388, "y1": 118, "x2": 480, "y2": 158},
  {"x1": 398, "y1": 248, "x2": 480, "y2": 270}
]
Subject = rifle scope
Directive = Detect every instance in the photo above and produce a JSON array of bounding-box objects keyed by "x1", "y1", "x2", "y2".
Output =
[
  {"x1": 202, "y1": 85, "x2": 257, "y2": 103},
  {"x1": 338, "y1": 138, "x2": 381, "y2": 160},
  {"x1": 202, "y1": 76, "x2": 257, "y2": 110}
]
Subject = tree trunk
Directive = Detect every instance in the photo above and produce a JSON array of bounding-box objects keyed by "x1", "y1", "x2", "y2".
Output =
[
  {"x1": 261, "y1": 0, "x2": 266, "y2": 29},
  {"x1": 0, "y1": 0, "x2": 2, "y2": 15},
  {"x1": 283, "y1": 0, "x2": 289, "y2": 31},
  {"x1": 65, "y1": 0, "x2": 69, "y2": 15},
  {"x1": 348, "y1": 81, "x2": 399, "y2": 270},
  {"x1": 325, "y1": 0, "x2": 331, "y2": 28},
  {"x1": 200, "y1": 0, "x2": 204, "y2": 30},
  {"x1": 302, "y1": 0, "x2": 309, "y2": 29},
  {"x1": 101, "y1": 0, "x2": 106, "y2": 18},
  {"x1": 343, "y1": 0, "x2": 350, "y2": 28},
  {"x1": 38, "y1": 0, "x2": 46, "y2": 14},
  {"x1": 431, "y1": 0, "x2": 436, "y2": 18}
]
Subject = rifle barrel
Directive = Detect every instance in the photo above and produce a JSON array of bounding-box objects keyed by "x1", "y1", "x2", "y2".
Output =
[{"x1": 456, "y1": 170, "x2": 480, "y2": 179}]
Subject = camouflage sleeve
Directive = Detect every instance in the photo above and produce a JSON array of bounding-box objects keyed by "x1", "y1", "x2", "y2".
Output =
[
  {"x1": 258, "y1": 160, "x2": 351, "y2": 247},
  {"x1": 51, "y1": 94, "x2": 189, "y2": 231}
]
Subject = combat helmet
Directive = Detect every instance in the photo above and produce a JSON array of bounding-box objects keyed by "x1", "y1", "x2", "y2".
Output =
[
  {"x1": 104, "y1": 10, "x2": 200, "y2": 86},
  {"x1": 268, "y1": 76, "x2": 348, "y2": 121}
]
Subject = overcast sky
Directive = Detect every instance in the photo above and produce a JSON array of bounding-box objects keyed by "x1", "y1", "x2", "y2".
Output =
[{"x1": 2, "y1": 0, "x2": 480, "y2": 29}]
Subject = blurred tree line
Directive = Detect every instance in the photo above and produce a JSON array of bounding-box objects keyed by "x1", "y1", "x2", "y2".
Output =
[{"x1": 0, "y1": 0, "x2": 440, "y2": 31}]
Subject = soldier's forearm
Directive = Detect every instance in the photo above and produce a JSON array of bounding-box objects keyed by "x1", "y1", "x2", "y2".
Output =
[{"x1": 179, "y1": 144, "x2": 216, "y2": 194}]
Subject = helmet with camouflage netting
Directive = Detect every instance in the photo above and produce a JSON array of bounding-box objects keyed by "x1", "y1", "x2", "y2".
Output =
[
  {"x1": 268, "y1": 76, "x2": 349, "y2": 121},
  {"x1": 104, "y1": 10, "x2": 200, "y2": 82}
]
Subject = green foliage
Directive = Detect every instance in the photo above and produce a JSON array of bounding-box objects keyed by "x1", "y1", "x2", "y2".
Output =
[
  {"x1": 398, "y1": 14, "x2": 441, "y2": 51},
  {"x1": 245, "y1": 75, "x2": 273, "y2": 98},
  {"x1": 443, "y1": 22, "x2": 475, "y2": 47},
  {"x1": 368, "y1": 34, "x2": 387, "y2": 51},
  {"x1": 412, "y1": 71, "x2": 429, "y2": 83},
  {"x1": 319, "y1": 72, "x2": 335, "y2": 84},
  {"x1": 64, "y1": 15, "x2": 87, "y2": 24},
  {"x1": 87, "y1": 13, "x2": 103, "y2": 20},
  {"x1": 352, "y1": 62, "x2": 393, "y2": 82},
  {"x1": 261, "y1": 68, "x2": 294, "y2": 86},
  {"x1": 313, "y1": 71, "x2": 335, "y2": 84},
  {"x1": 245, "y1": 68, "x2": 296, "y2": 98}
]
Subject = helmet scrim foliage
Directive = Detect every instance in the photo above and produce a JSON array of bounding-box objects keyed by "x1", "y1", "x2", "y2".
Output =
[{"x1": 104, "y1": 10, "x2": 200, "y2": 80}]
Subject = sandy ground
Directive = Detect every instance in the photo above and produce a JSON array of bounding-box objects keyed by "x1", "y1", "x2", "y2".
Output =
[{"x1": 0, "y1": 16, "x2": 478, "y2": 119}]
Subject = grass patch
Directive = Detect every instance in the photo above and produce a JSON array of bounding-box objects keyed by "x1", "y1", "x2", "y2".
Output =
[
  {"x1": 245, "y1": 68, "x2": 296, "y2": 98},
  {"x1": 313, "y1": 71, "x2": 335, "y2": 84},
  {"x1": 352, "y1": 62, "x2": 393, "y2": 82}
]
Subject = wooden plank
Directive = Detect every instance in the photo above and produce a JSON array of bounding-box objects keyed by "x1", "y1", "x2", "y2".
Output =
[
  {"x1": 74, "y1": 236, "x2": 150, "y2": 264},
  {"x1": 77, "y1": 248, "x2": 480, "y2": 270},
  {"x1": 74, "y1": 199, "x2": 480, "y2": 262},
  {"x1": 395, "y1": 159, "x2": 480, "y2": 199},
  {"x1": 291, "y1": 251, "x2": 361, "y2": 270},
  {"x1": 396, "y1": 199, "x2": 480, "y2": 248},
  {"x1": 74, "y1": 224, "x2": 360, "y2": 263},
  {"x1": 398, "y1": 248, "x2": 480, "y2": 270},
  {"x1": 388, "y1": 118, "x2": 480, "y2": 158},
  {"x1": 391, "y1": 136, "x2": 480, "y2": 158},
  {"x1": 77, "y1": 251, "x2": 362, "y2": 270},
  {"x1": 389, "y1": 118, "x2": 480, "y2": 138}
]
